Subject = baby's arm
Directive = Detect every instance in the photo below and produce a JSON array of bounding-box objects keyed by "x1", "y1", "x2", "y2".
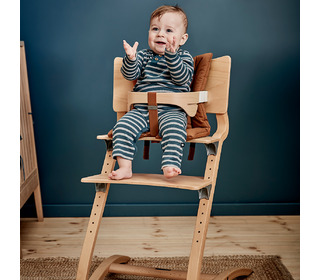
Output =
[
  {"x1": 164, "y1": 36, "x2": 193, "y2": 85},
  {"x1": 165, "y1": 46, "x2": 194, "y2": 86},
  {"x1": 121, "y1": 40, "x2": 142, "y2": 81}
]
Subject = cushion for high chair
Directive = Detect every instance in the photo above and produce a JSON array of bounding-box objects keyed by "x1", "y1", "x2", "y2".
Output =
[{"x1": 187, "y1": 53, "x2": 212, "y2": 140}]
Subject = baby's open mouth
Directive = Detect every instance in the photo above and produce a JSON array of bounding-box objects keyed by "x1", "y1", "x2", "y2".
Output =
[{"x1": 156, "y1": 41, "x2": 166, "y2": 45}]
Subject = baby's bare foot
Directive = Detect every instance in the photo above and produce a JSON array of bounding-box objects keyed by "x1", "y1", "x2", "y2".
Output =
[
  {"x1": 163, "y1": 166, "x2": 181, "y2": 179},
  {"x1": 108, "y1": 168, "x2": 132, "y2": 180}
]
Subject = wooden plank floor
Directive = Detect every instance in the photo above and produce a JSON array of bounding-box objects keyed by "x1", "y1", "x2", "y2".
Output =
[{"x1": 21, "y1": 216, "x2": 300, "y2": 279}]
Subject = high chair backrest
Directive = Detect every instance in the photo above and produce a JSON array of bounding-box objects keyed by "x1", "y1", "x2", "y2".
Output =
[{"x1": 112, "y1": 55, "x2": 231, "y2": 118}]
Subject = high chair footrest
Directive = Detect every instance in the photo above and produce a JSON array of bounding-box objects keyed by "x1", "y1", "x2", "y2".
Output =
[{"x1": 81, "y1": 173, "x2": 211, "y2": 191}]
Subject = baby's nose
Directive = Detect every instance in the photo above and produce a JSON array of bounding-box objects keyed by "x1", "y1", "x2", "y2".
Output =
[{"x1": 158, "y1": 29, "x2": 165, "y2": 37}]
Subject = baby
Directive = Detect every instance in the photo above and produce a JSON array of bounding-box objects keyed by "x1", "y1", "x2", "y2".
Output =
[{"x1": 109, "y1": 5, "x2": 194, "y2": 180}]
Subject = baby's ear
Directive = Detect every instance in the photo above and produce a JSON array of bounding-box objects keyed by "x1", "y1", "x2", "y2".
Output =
[{"x1": 179, "y1": 33, "x2": 189, "y2": 46}]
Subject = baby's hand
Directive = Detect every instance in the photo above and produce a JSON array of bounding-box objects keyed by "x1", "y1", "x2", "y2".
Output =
[
  {"x1": 166, "y1": 36, "x2": 177, "y2": 53},
  {"x1": 123, "y1": 40, "x2": 139, "y2": 60}
]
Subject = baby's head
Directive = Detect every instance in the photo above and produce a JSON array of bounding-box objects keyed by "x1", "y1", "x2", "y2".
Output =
[{"x1": 148, "y1": 5, "x2": 189, "y2": 55}]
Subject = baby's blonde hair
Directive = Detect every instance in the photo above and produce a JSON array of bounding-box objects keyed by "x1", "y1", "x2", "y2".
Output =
[{"x1": 150, "y1": 5, "x2": 188, "y2": 33}]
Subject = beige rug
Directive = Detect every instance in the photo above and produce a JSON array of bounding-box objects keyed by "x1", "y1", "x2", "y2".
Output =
[{"x1": 20, "y1": 255, "x2": 293, "y2": 280}]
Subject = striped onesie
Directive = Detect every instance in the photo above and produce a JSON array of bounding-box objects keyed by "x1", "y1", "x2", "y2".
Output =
[{"x1": 112, "y1": 48, "x2": 194, "y2": 170}]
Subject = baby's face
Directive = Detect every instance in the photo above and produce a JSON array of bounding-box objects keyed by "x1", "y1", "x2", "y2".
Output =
[{"x1": 148, "y1": 12, "x2": 188, "y2": 55}]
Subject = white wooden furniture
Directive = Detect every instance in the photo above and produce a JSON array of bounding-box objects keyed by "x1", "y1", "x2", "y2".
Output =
[
  {"x1": 20, "y1": 41, "x2": 43, "y2": 222},
  {"x1": 76, "y1": 56, "x2": 252, "y2": 280}
]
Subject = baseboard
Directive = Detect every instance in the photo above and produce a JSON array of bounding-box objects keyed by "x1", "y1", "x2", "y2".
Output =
[{"x1": 20, "y1": 202, "x2": 300, "y2": 217}]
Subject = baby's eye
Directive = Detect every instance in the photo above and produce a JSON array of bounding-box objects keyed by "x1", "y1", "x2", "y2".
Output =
[
  {"x1": 166, "y1": 29, "x2": 173, "y2": 33},
  {"x1": 152, "y1": 27, "x2": 159, "y2": 31}
]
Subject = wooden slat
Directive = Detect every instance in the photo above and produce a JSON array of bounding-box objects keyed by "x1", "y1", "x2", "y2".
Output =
[
  {"x1": 127, "y1": 91, "x2": 208, "y2": 117},
  {"x1": 76, "y1": 191, "x2": 110, "y2": 280},
  {"x1": 204, "y1": 56, "x2": 231, "y2": 114},
  {"x1": 108, "y1": 262, "x2": 218, "y2": 280},
  {"x1": 20, "y1": 43, "x2": 37, "y2": 178},
  {"x1": 81, "y1": 173, "x2": 211, "y2": 191},
  {"x1": 20, "y1": 169, "x2": 38, "y2": 208}
]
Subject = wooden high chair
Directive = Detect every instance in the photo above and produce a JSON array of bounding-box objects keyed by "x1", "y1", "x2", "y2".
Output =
[{"x1": 76, "y1": 55, "x2": 252, "y2": 280}]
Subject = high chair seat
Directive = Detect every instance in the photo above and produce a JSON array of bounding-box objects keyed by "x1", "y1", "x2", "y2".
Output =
[{"x1": 97, "y1": 132, "x2": 224, "y2": 144}]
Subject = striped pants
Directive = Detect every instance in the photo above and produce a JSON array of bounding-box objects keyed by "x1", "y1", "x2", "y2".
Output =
[{"x1": 112, "y1": 105, "x2": 187, "y2": 169}]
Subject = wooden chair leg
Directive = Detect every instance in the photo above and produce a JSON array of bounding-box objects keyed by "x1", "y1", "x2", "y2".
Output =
[
  {"x1": 76, "y1": 188, "x2": 110, "y2": 280},
  {"x1": 186, "y1": 197, "x2": 213, "y2": 280},
  {"x1": 77, "y1": 146, "x2": 115, "y2": 280},
  {"x1": 187, "y1": 142, "x2": 252, "y2": 280},
  {"x1": 33, "y1": 182, "x2": 44, "y2": 222},
  {"x1": 187, "y1": 143, "x2": 221, "y2": 280}
]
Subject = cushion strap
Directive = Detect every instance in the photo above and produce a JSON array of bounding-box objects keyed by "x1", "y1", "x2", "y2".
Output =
[
  {"x1": 148, "y1": 92, "x2": 159, "y2": 137},
  {"x1": 188, "y1": 142, "x2": 196, "y2": 160}
]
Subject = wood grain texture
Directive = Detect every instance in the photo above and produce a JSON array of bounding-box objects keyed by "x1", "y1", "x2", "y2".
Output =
[
  {"x1": 20, "y1": 41, "x2": 43, "y2": 222},
  {"x1": 81, "y1": 173, "x2": 211, "y2": 191},
  {"x1": 127, "y1": 91, "x2": 208, "y2": 117},
  {"x1": 20, "y1": 216, "x2": 300, "y2": 279}
]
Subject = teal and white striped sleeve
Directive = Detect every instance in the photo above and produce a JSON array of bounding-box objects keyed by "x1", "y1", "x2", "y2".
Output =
[
  {"x1": 164, "y1": 49, "x2": 194, "y2": 86},
  {"x1": 120, "y1": 50, "x2": 145, "y2": 81}
]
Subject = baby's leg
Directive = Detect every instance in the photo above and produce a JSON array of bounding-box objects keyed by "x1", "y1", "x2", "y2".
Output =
[
  {"x1": 109, "y1": 109, "x2": 149, "y2": 180},
  {"x1": 158, "y1": 109, "x2": 187, "y2": 178}
]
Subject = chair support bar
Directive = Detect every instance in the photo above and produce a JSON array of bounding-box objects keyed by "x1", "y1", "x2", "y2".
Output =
[
  {"x1": 90, "y1": 255, "x2": 252, "y2": 280},
  {"x1": 108, "y1": 262, "x2": 214, "y2": 280}
]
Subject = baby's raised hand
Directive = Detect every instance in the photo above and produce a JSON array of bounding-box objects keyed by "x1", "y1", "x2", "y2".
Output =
[
  {"x1": 123, "y1": 40, "x2": 139, "y2": 60},
  {"x1": 166, "y1": 36, "x2": 177, "y2": 53}
]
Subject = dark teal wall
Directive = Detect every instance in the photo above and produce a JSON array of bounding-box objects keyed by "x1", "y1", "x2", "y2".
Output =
[{"x1": 20, "y1": 0, "x2": 299, "y2": 217}]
